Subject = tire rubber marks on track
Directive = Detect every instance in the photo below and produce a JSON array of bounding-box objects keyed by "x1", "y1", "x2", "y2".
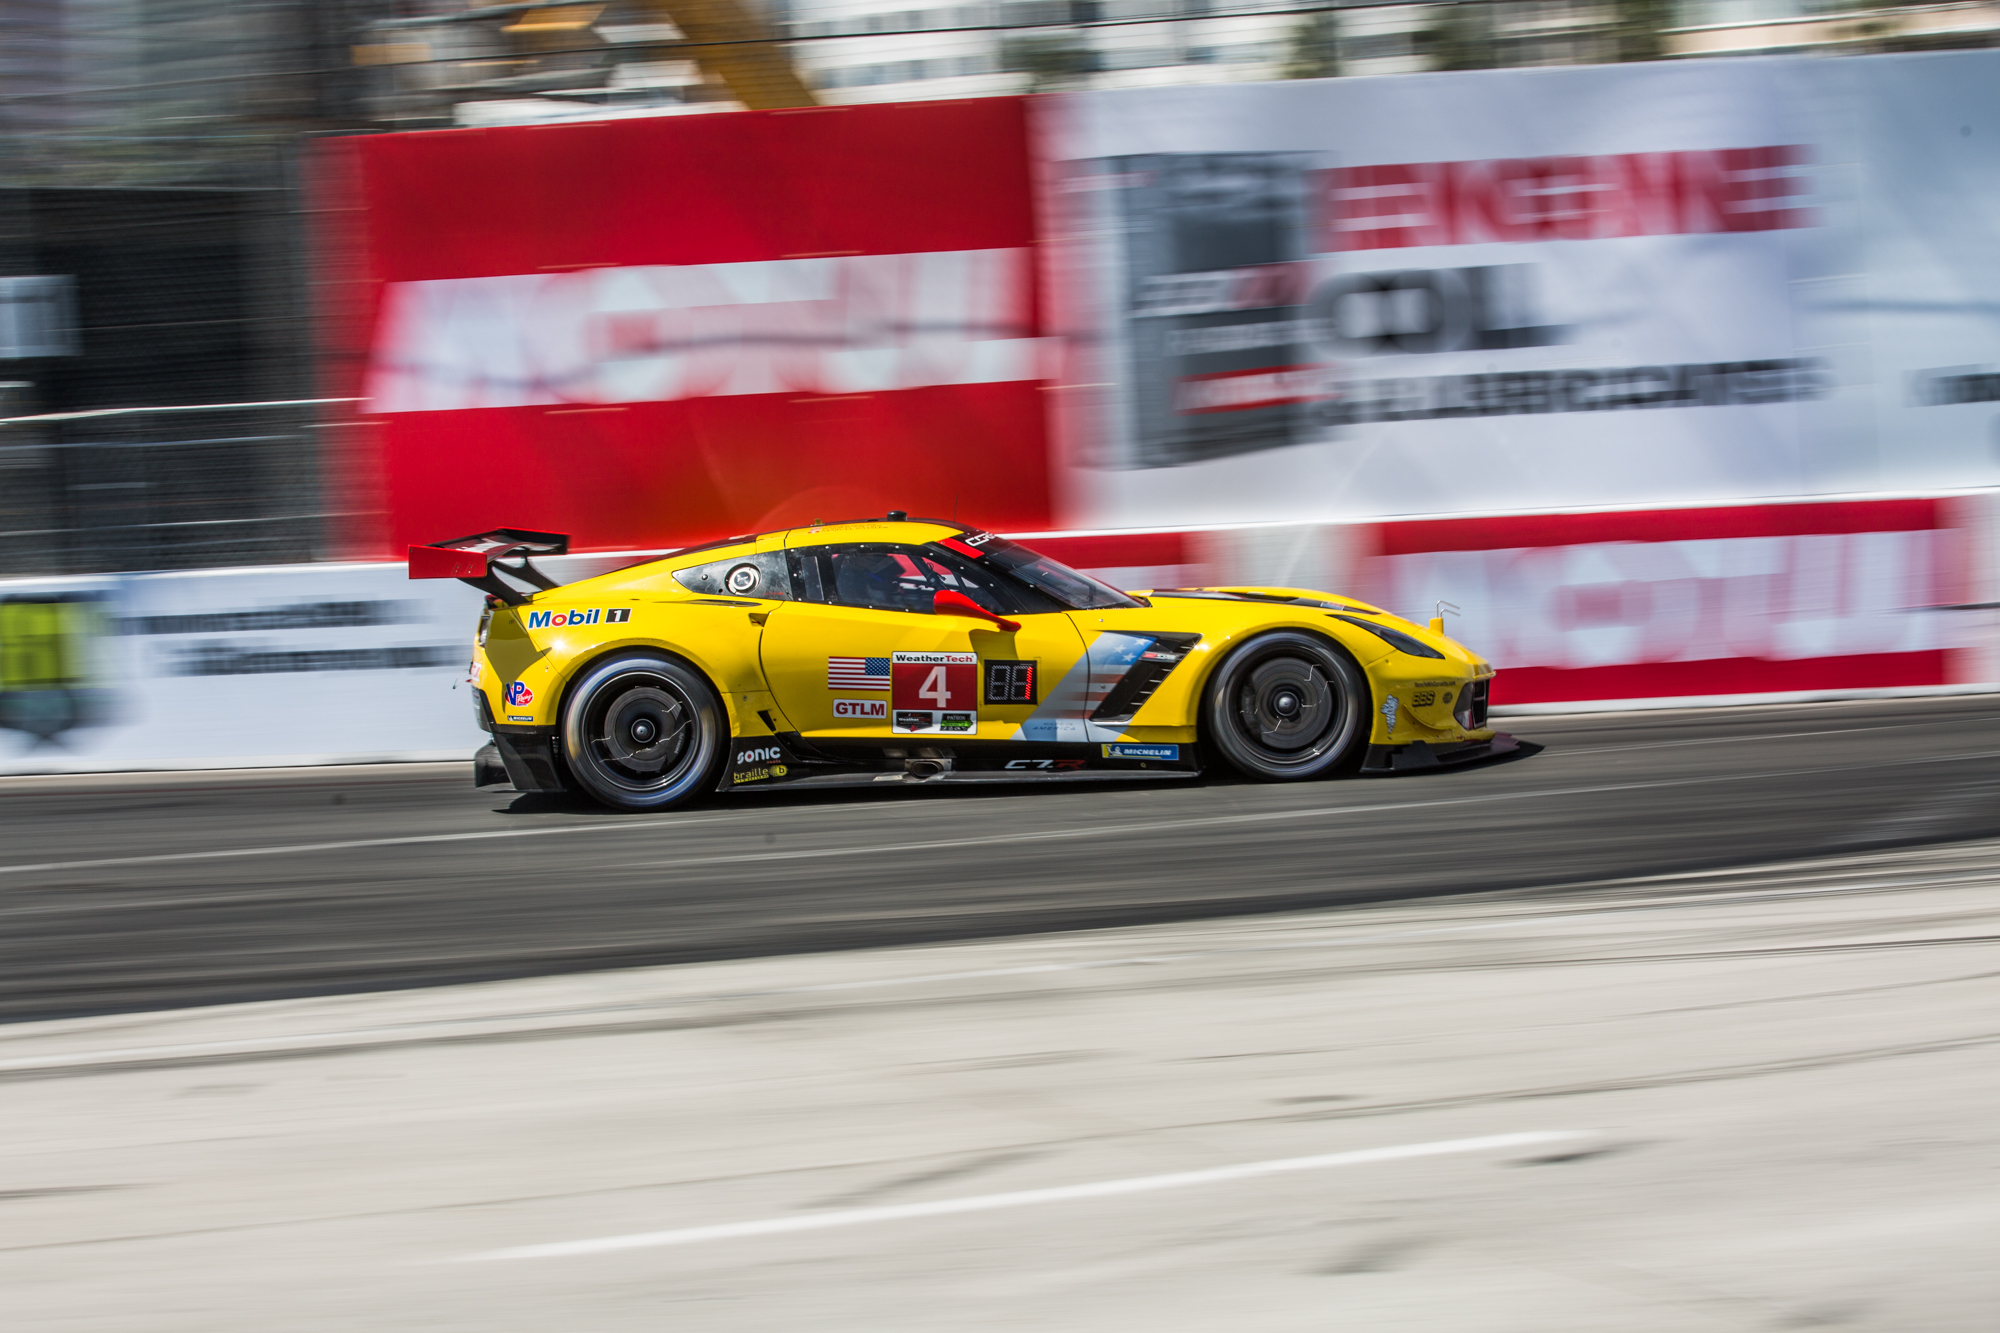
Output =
[
  {"x1": 620, "y1": 748, "x2": 2000, "y2": 871},
  {"x1": 0, "y1": 815, "x2": 739, "y2": 878},
  {"x1": 8, "y1": 745, "x2": 2000, "y2": 881}
]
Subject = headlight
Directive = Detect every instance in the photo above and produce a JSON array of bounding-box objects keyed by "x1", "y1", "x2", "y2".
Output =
[{"x1": 1330, "y1": 613, "x2": 1445, "y2": 659}]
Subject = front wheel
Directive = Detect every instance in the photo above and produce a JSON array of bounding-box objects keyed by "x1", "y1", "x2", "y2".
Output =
[
  {"x1": 561, "y1": 653, "x2": 727, "y2": 811},
  {"x1": 1202, "y1": 631, "x2": 1368, "y2": 781}
]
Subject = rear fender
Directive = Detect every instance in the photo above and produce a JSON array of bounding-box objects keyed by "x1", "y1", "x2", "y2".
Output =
[{"x1": 489, "y1": 599, "x2": 783, "y2": 739}]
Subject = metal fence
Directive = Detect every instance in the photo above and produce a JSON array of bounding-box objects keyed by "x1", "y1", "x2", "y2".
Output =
[
  {"x1": 0, "y1": 400, "x2": 335, "y2": 576},
  {"x1": 0, "y1": 174, "x2": 326, "y2": 577}
]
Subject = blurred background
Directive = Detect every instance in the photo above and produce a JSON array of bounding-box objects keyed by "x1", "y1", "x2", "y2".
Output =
[
  {"x1": 4, "y1": 0, "x2": 2000, "y2": 770},
  {"x1": 8, "y1": 15, "x2": 2000, "y2": 1325},
  {"x1": 5, "y1": 0, "x2": 1998, "y2": 576}
]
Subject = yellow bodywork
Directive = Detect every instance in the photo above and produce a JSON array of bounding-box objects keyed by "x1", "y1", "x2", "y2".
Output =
[{"x1": 468, "y1": 519, "x2": 1498, "y2": 757}]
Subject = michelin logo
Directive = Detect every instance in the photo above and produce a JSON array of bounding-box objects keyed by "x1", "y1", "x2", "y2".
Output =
[{"x1": 1101, "y1": 742, "x2": 1179, "y2": 761}]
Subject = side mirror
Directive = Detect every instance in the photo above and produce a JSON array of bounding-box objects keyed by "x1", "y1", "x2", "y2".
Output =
[{"x1": 933, "y1": 588, "x2": 1020, "y2": 632}]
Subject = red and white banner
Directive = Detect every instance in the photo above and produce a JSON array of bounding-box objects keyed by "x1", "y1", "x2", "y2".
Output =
[
  {"x1": 1347, "y1": 499, "x2": 1975, "y2": 705},
  {"x1": 1026, "y1": 496, "x2": 1993, "y2": 708},
  {"x1": 317, "y1": 98, "x2": 1054, "y2": 558}
]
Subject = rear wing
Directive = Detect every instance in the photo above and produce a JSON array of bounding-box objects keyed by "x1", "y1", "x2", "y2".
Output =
[{"x1": 408, "y1": 528, "x2": 569, "y2": 605}]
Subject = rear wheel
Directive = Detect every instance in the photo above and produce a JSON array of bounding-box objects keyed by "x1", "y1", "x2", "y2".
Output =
[
  {"x1": 561, "y1": 653, "x2": 726, "y2": 811},
  {"x1": 1202, "y1": 631, "x2": 1368, "y2": 781}
]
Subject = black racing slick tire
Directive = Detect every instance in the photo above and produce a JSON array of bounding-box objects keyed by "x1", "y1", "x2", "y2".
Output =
[
  {"x1": 560, "y1": 653, "x2": 727, "y2": 812},
  {"x1": 1202, "y1": 631, "x2": 1368, "y2": 782}
]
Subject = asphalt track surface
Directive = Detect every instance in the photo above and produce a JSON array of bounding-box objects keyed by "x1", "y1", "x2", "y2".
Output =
[{"x1": 4, "y1": 694, "x2": 2000, "y2": 1022}]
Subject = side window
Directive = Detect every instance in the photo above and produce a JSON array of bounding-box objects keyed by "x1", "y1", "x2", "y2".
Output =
[
  {"x1": 803, "y1": 545, "x2": 942, "y2": 614},
  {"x1": 672, "y1": 551, "x2": 792, "y2": 600},
  {"x1": 921, "y1": 548, "x2": 1064, "y2": 614},
  {"x1": 796, "y1": 544, "x2": 1062, "y2": 615}
]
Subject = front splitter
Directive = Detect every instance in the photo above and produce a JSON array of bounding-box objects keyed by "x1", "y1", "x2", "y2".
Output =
[{"x1": 1362, "y1": 733, "x2": 1520, "y2": 774}]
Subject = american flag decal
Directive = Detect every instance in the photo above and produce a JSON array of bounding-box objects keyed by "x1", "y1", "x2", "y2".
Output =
[{"x1": 827, "y1": 656, "x2": 891, "y2": 690}]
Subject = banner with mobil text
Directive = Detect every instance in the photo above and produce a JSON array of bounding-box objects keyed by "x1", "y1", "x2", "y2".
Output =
[{"x1": 1029, "y1": 495, "x2": 2000, "y2": 709}]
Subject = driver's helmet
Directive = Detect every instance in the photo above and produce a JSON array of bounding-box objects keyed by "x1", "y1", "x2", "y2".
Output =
[{"x1": 835, "y1": 550, "x2": 919, "y2": 609}]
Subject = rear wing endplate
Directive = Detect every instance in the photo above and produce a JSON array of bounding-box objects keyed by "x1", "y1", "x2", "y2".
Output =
[{"x1": 408, "y1": 528, "x2": 569, "y2": 605}]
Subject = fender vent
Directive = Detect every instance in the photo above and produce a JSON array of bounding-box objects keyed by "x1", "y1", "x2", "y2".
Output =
[
  {"x1": 1091, "y1": 633, "x2": 1203, "y2": 724},
  {"x1": 1454, "y1": 679, "x2": 1490, "y2": 729}
]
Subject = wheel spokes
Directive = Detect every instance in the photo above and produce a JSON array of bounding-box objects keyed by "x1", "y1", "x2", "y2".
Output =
[
  {"x1": 1237, "y1": 657, "x2": 1337, "y2": 754},
  {"x1": 591, "y1": 683, "x2": 696, "y2": 785}
]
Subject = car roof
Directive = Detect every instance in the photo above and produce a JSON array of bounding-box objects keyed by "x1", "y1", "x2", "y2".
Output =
[{"x1": 781, "y1": 518, "x2": 966, "y2": 548}]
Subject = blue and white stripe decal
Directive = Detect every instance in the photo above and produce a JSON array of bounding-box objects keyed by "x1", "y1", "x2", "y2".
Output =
[{"x1": 1013, "y1": 632, "x2": 1155, "y2": 742}]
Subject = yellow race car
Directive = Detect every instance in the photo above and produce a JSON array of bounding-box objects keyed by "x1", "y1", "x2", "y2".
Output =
[{"x1": 410, "y1": 515, "x2": 1513, "y2": 811}]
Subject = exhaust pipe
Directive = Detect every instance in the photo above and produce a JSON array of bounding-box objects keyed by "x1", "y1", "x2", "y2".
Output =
[{"x1": 904, "y1": 757, "x2": 952, "y2": 780}]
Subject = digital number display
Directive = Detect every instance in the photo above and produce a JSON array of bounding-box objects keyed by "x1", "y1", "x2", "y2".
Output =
[{"x1": 984, "y1": 659, "x2": 1037, "y2": 705}]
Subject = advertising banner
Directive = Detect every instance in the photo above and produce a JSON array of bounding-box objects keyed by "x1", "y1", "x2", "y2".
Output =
[
  {"x1": 0, "y1": 566, "x2": 488, "y2": 773},
  {"x1": 1349, "y1": 498, "x2": 1980, "y2": 706},
  {"x1": 319, "y1": 98, "x2": 1054, "y2": 560},
  {"x1": 1036, "y1": 56, "x2": 2000, "y2": 531},
  {"x1": 1831, "y1": 55, "x2": 2000, "y2": 497},
  {"x1": 1036, "y1": 63, "x2": 1840, "y2": 529},
  {"x1": 1035, "y1": 496, "x2": 1993, "y2": 708}
]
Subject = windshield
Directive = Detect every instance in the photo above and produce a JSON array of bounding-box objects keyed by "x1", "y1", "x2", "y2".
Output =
[{"x1": 970, "y1": 537, "x2": 1144, "y2": 611}]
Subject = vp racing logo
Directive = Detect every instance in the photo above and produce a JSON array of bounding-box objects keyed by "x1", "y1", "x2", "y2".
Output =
[{"x1": 505, "y1": 681, "x2": 533, "y2": 707}]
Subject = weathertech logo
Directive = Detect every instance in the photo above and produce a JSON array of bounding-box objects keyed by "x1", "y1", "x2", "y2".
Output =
[{"x1": 1324, "y1": 146, "x2": 1810, "y2": 251}]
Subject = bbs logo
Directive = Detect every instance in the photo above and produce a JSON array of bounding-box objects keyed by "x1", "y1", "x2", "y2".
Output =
[{"x1": 737, "y1": 745, "x2": 782, "y2": 764}]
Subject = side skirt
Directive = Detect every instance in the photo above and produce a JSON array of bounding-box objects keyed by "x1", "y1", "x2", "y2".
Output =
[{"x1": 721, "y1": 732, "x2": 1201, "y2": 792}]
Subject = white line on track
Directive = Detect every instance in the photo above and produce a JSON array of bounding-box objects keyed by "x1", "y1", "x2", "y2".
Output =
[
  {"x1": 6, "y1": 745, "x2": 2000, "y2": 881},
  {"x1": 460, "y1": 1131, "x2": 1582, "y2": 1261}
]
